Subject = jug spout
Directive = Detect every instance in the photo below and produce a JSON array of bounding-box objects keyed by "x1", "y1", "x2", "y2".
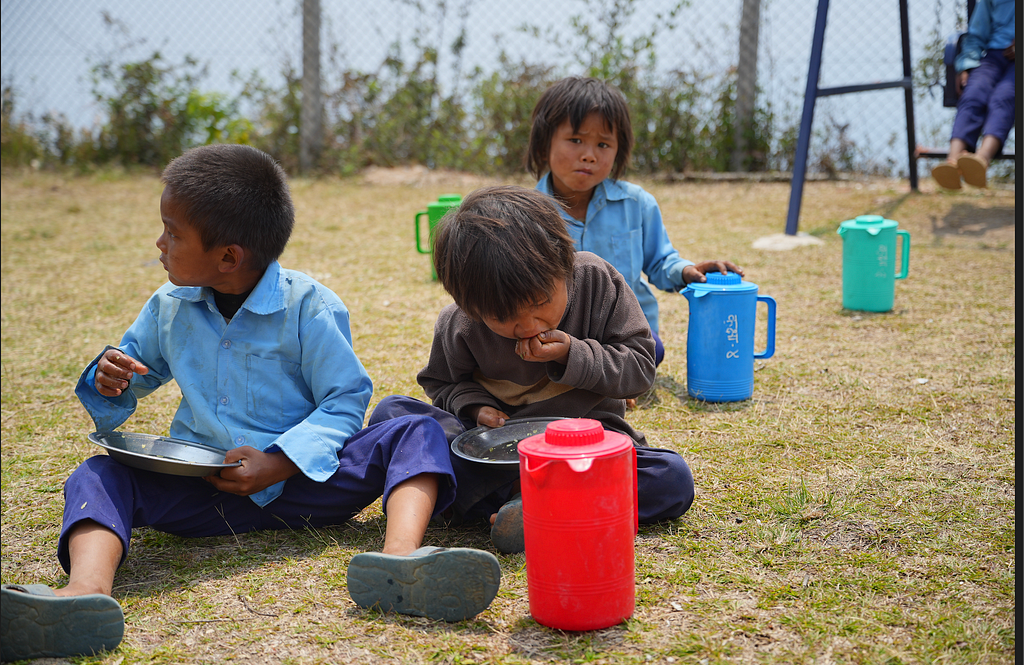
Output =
[{"x1": 566, "y1": 458, "x2": 594, "y2": 472}]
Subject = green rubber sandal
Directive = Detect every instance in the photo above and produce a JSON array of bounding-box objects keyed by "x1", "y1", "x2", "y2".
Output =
[
  {"x1": 1, "y1": 584, "x2": 124, "y2": 662},
  {"x1": 347, "y1": 547, "x2": 500, "y2": 622}
]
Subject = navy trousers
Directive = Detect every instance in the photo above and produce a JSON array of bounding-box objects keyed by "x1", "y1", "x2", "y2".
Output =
[
  {"x1": 951, "y1": 49, "x2": 1016, "y2": 151},
  {"x1": 652, "y1": 330, "x2": 665, "y2": 367},
  {"x1": 369, "y1": 395, "x2": 694, "y2": 524},
  {"x1": 59, "y1": 414, "x2": 454, "y2": 573}
]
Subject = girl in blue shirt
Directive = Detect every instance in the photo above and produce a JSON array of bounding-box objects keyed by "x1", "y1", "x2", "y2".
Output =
[{"x1": 527, "y1": 76, "x2": 743, "y2": 370}]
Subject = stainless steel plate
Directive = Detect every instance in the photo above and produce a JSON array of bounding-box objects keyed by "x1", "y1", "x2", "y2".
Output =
[
  {"x1": 89, "y1": 431, "x2": 241, "y2": 477},
  {"x1": 450, "y1": 417, "x2": 564, "y2": 466}
]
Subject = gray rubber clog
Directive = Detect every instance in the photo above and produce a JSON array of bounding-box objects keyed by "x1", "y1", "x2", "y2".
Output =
[
  {"x1": 490, "y1": 495, "x2": 525, "y2": 554},
  {"x1": 347, "y1": 547, "x2": 501, "y2": 622},
  {"x1": 1, "y1": 584, "x2": 124, "y2": 662}
]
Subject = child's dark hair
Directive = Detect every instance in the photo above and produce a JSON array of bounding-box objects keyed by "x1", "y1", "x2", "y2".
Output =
[
  {"x1": 434, "y1": 185, "x2": 575, "y2": 322},
  {"x1": 525, "y1": 76, "x2": 634, "y2": 181},
  {"x1": 161, "y1": 144, "x2": 294, "y2": 271}
]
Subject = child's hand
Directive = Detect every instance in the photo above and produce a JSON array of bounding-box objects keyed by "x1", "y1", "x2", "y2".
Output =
[
  {"x1": 471, "y1": 406, "x2": 511, "y2": 429},
  {"x1": 515, "y1": 330, "x2": 570, "y2": 364},
  {"x1": 206, "y1": 446, "x2": 299, "y2": 496},
  {"x1": 957, "y1": 70, "x2": 971, "y2": 95},
  {"x1": 95, "y1": 349, "x2": 149, "y2": 397},
  {"x1": 683, "y1": 260, "x2": 745, "y2": 285}
]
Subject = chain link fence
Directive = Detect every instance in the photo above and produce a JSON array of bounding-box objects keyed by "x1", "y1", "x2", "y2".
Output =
[{"x1": 2, "y1": 0, "x2": 1011, "y2": 180}]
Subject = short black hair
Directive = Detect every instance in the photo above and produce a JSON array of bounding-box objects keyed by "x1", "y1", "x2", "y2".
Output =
[
  {"x1": 433, "y1": 185, "x2": 576, "y2": 322},
  {"x1": 525, "y1": 76, "x2": 634, "y2": 181},
  {"x1": 161, "y1": 144, "x2": 294, "y2": 271}
]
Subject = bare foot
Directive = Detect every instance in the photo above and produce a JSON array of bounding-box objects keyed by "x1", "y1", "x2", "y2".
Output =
[
  {"x1": 53, "y1": 580, "x2": 110, "y2": 597},
  {"x1": 625, "y1": 398, "x2": 637, "y2": 409}
]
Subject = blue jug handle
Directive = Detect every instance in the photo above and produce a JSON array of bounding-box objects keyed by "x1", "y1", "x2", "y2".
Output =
[
  {"x1": 414, "y1": 210, "x2": 431, "y2": 254},
  {"x1": 895, "y1": 229, "x2": 910, "y2": 280},
  {"x1": 754, "y1": 295, "x2": 776, "y2": 360}
]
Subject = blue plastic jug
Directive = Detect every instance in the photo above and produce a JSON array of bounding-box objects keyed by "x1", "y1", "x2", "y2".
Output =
[{"x1": 682, "y1": 272, "x2": 776, "y2": 402}]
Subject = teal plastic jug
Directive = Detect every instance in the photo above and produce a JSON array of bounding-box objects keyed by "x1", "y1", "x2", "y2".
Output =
[
  {"x1": 837, "y1": 215, "x2": 910, "y2": 312},
  {"x1": 682, "y1": 272, "x2": 776, "y2": 402},
  {"x1": 414, "y1": 194, "x2": 461, "y2": 280},
  {"x1": 518, "y1": 419, "x2": 638, "y2": 631}
]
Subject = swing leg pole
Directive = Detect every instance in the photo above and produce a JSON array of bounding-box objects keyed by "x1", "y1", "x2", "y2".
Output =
[{"x1": 784, "y1": 0, "x2": 829, "y2": 236}]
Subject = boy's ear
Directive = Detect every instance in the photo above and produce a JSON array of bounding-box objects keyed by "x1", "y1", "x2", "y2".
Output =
[{"x1": 218, "y1": 244, "x2": 246, "y2": 273}]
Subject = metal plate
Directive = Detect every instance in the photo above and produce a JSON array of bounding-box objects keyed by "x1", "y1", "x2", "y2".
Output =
[
  {"x1": 450, "y1": 417, "x2": 564, "y2": 466},
  {"x1": 89, "y1": 431, "x2": 242, "y2": 477}
]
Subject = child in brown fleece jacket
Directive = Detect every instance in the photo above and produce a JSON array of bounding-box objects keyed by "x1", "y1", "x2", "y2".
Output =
[{"x1": 369, "y1": 185, "x2": 694, "y2": 553}]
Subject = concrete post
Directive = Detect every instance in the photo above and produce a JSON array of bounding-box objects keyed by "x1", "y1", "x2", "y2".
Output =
[
  {"x1": 300, "y1": 0, "x2": 322, "y2": 173},
  {"x1": 732, "y1": 0, "x2": 761, "y2": 172}
]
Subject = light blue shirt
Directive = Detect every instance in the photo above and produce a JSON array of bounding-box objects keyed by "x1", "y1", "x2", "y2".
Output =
[
  {"x1": 956, "y1": 0, "x2": 1016, "y2": 72},
  {"x1": 76, "y1": 261, "x2": 373, "y2": 507},
  {"x1": 537, "y1": 174, "x2": 692, "y2": 334}
]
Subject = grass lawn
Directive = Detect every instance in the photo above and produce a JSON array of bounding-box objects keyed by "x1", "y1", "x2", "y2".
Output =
[{"x1": 1, "y1": 168, "x2": 1015, "y2": 664}]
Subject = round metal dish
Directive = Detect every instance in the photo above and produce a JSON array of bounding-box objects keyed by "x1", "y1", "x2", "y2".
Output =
[
  {"x1": 451, "y1": 417, "x2": 564, "y2": 466},
  {"x1": 89, "y1": 431, "x2": 241, "y2": 477}
]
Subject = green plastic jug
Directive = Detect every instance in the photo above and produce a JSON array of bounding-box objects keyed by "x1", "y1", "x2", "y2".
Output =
[
  {"x1": 414, "y1": 194, "x2": 461, "y2": 280},
  {"x1": 837, "y1": 215, "x2": 910, "y2": 312}
]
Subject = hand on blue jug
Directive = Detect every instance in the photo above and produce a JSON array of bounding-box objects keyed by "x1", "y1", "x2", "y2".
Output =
[{"x1": 683, "y1": 260, "x2": 744, "y2": 285}]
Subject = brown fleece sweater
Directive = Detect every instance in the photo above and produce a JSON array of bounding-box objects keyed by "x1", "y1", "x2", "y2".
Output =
[{"x1": 418, "y1": 251, "x2": 656, "y2": 445}]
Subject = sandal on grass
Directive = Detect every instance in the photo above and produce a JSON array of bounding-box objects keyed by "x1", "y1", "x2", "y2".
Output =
[
  {"x1": 347, "y1": 547, "x2": 501, "y2": 622},
  {"x1": 931, "y1": 162, "x2": 962, "y2": 190},
  {"x1": 1, "y1": 584, "x2": 124, "y2": 662},
  {"x1": 491, "y1": 495, "x2": 525, "y2": 554},
  {"x1": 956, "y1": 153, "x2": 987, "y2": 188}
]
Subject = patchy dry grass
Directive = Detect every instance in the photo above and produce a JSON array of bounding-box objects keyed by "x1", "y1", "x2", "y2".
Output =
[{"x1": 1, "y1": 168, "x2": 1014, "y2": 664}]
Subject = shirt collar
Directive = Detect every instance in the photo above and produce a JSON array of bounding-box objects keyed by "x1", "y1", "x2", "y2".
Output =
[
  {"x1": 167, "y1": 261, "x2": 286, "y2": 315},
  {"x1": 537, "y1": 173, "x2": 629, "y2": 205}
]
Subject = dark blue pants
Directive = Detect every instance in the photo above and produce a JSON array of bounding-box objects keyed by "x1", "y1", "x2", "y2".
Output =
[
  {"x1": 59, "y1": 415, "x2": 455, "y2": 573},
  {"x1": 369, "y1": 396, "x2": 694, "y2": 524},
  {"x1": 653, "y1": 330, "x2": 665, "y2": 367},
  {"x1": 951, "y1": 50, "x2": 1016, "y2": 151}
]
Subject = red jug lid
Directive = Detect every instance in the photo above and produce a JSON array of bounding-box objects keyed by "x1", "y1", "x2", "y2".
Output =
[{"x1": 518, "y1": 418, "x2": 633, "y2": 460}]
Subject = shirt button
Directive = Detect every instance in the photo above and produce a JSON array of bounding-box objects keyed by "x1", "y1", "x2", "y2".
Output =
[
  {"x1": 235, "y1": 436, "x2": 245, "y2": 445},
  {"x1": 220, "y1": 396, "x2": 229, "y2": 405},
  {"x1": 222, "y1": 340, "x2": 231, "y2": 349}
]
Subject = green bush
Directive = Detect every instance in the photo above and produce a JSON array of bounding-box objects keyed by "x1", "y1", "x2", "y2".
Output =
[
  {"x1": 1, "y1": 83, "x2": 46, "y2": 168},
  {"x1": 90, "y1": 52, "x2": 252, "y2": 167}
]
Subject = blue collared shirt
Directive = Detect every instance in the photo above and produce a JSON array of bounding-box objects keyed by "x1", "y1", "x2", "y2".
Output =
[
  {"x1": 76, "y1": 261, "x2": 373, "y2": 507},
  {"x1": 537, "y1": 174, "x2": 692, "y2": 334}
]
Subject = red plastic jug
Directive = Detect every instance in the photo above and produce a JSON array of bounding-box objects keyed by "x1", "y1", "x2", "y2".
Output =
[{"x1": 517, "y1": 419, "x2": 638, "y2": 631}]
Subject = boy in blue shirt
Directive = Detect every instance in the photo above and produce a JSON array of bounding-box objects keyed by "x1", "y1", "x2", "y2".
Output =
[
  {"x1": 931, "y1": 0, "x2": 1015, "y2": 189},
  {"x1": 0, "y1": 144, "x2": 499, "y2": 662},
  {"x1": 527, "y1": 76, "x2": 744, "y2": 371}
]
